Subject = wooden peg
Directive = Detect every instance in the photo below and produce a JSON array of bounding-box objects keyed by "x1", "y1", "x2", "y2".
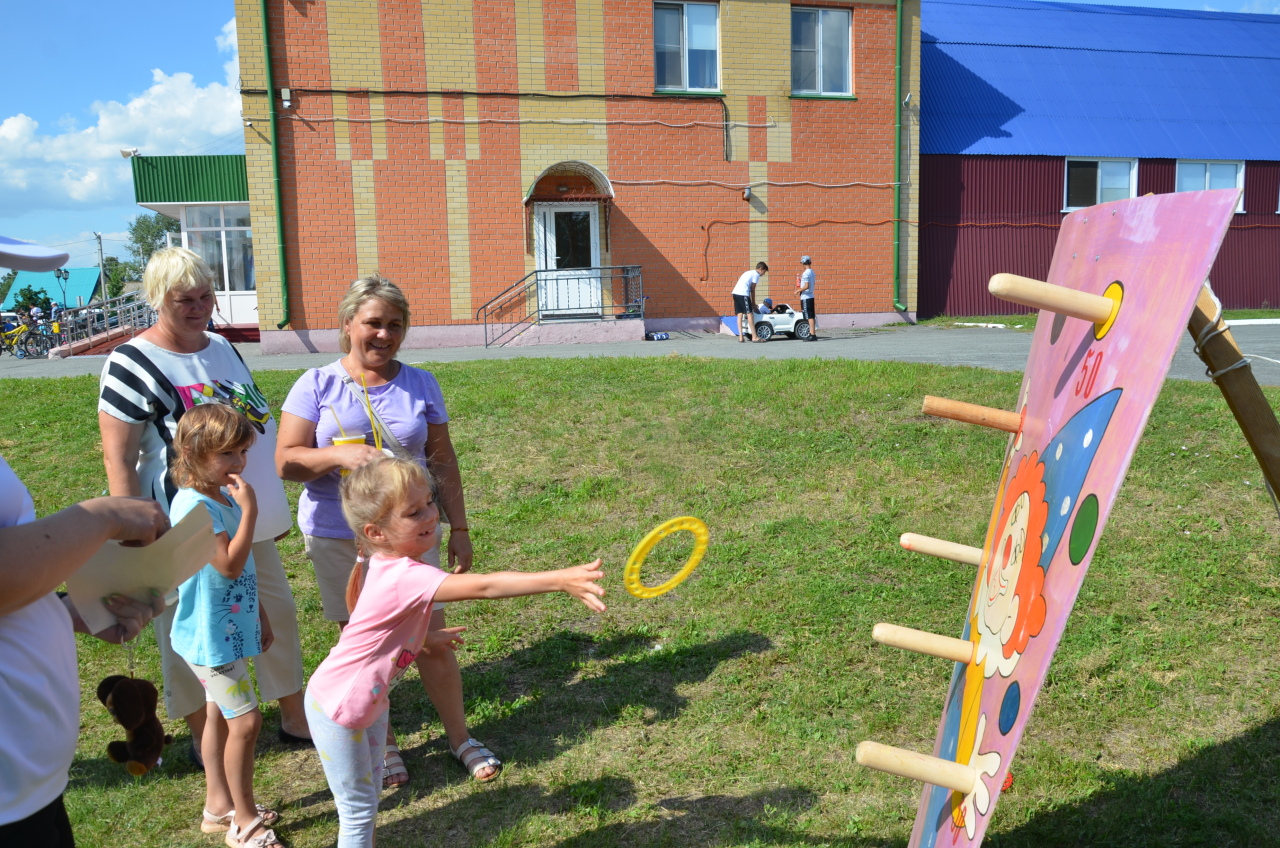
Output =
[
  {"x1": 873, "y1": 622, "x2": 975, "y2": 664},
  {"x1": 899, "y1": 532, "x2": 983, "y2": 566},
  {"x1": 856, "y1": 740, "x2": 979, "y2": 794},
  {"x1": 922, "y1": 395, "x2": 1021, "y2": 433},
  {"x1": 989, "y1": 273, "x2": 1114, "y2": 323}
]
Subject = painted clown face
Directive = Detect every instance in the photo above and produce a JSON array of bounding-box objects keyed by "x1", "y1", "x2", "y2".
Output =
[
  {"x1": 974, "y1": 453, "x2": 1048, "y2": 679},
  {"x1": 984, "y1": 492, "x2": 1029, "y2": 645}
]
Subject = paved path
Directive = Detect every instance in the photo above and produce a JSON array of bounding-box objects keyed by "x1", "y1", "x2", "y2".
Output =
[{"x1": 2, "y1": 323, "x2": 1278, "y2": 386}]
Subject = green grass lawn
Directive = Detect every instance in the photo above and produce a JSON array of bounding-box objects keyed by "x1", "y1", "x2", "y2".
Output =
[{"x1": 4, "y1": 357, "x2": 1280, "y2": 847}]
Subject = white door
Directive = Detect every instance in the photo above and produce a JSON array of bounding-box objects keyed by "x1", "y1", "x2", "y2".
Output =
[{"x1": 534, "y1": 204, "x2": 601, "y2": 317}]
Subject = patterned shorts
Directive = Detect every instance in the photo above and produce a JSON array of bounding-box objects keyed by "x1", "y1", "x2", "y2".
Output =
[{"x1": 185, "y1": 657, "x2": 259, "y2": 719}]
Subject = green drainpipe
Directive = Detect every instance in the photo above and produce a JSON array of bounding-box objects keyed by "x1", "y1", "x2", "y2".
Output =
[
  {"x1": 260, "y1": 0, "x2": 290, "y2": 329},
  {"x1": 892, "y1": 0, "x2": 908, "y2": 314}
]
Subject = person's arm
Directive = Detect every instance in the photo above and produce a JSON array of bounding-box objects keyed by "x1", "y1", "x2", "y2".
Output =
[
  {"x1": 433, "y1": 559, "x2": 605, "y2": 611},
  {"x1": 0, "y1": 496, "x2": 169, "y2": 616},
  {"x1": 276, "y1": 411, "x2": 384, "y2": 483},
  {"x1": 425, "y1": 422, "x2": 473, "y2": 574},
  {"x1": 99, "y1": 412, "x2": 145, "y2": 497},
  {"x1": 209, "y1": 473, "x2": 258, "y2": 580}
]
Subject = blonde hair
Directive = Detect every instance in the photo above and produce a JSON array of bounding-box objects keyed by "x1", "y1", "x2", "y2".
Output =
[
  {"x1": 340, "y1": 456, "x2": 438, "y2": 612},
  {"x1": 171, "y1": 403, "x2": 257, "y2": 489},
  {"x1": 336, "y1": 276, "x2": 411, "y2": 353},
  {"x1": 142, "y1": 247, "x2": 216, "y2": 310}
]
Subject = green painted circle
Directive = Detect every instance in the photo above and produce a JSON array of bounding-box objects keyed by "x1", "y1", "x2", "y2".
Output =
[{"x1": 1068, "y1": 493, "x2": 1099, "y2": 565}]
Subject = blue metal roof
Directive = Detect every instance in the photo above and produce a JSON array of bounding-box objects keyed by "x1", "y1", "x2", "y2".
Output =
[
  {"x1": 921, "y1": 0, "x2": 1280, "y2": 158},
  {"x1": 2, "y1": 268, "x2": 101, "y2": 310}
]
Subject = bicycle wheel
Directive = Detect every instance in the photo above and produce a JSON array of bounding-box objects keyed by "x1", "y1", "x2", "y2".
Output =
[{"x1": 24, "y1": 334, "x2": 51, "y2": 358}]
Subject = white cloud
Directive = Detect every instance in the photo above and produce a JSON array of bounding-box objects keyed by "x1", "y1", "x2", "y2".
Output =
[{"x1": 0, "y1": 18, "x2": 242, "y2": 220}]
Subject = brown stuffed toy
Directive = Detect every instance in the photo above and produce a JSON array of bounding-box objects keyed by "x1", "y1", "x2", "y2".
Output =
[{"x1": 96, "y1": 675, "x2": 173, "y2": 777}]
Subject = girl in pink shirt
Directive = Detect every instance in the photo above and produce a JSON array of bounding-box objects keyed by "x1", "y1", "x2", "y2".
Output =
[{"x1": 304, "y1": 457, "x2": 605, "y2": 846}]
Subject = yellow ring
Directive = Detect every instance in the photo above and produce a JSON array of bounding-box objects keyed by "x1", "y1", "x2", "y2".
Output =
[
  {"x1": 1093, "y1": 280, "x2": 1124, "y2": 340},
  {"x1": 624, "y1": 517, "x2": 710, "y2": 598}
]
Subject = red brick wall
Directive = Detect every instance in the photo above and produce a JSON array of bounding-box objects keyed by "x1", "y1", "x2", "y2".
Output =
[{"x1": 258, "y1": 0, "x2": 904, "y2": 328}]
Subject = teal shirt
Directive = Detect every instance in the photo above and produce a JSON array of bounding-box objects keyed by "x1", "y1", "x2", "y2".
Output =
[{"x1": 168, "y1": 488, "x2": 262, "y2": 667}]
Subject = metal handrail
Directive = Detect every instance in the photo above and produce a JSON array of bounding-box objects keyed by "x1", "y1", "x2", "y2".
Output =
[
  {"x1": 476, "y1": 265, "x2": 644, "y2": 348},
  {"x1": 57, "y1": 291, "x2": 156, "y2": 351}
]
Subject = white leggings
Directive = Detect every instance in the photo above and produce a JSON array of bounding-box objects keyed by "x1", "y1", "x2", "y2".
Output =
[{"x1": 305, "y1": 692, "x2": 389, "y2": 848}]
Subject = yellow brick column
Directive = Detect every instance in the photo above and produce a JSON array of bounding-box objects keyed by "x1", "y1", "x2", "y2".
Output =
[
  {"x1": 235, "y1": 0, "x2": 283, "y2": 327},
  {"x1": 423, "y1": 0, "x2": 478, "y2": 316},
  {"x1": 720, "y1": 0, "x2": 792, "y2": 163},
  {"x1": 328, "y1": 2, "x2": 385, "y2": 276},
  {"x1": 750, "y1": 161, "x2": 769, "y2": 297},
  {"x1": 900, "y1": 0, "x2": 922, "y2": 313},
  {"x1": 444, "y1": 162, "x2": 473, "y2": 320}
]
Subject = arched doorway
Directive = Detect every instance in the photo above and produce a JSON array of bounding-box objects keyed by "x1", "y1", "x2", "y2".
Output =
[{"x1": 524, "y1": 162, "x2": 613, "y2": 318}]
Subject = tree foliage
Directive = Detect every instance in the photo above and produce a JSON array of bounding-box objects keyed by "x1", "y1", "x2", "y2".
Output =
[
  {"x1": 103, "y1": 256, "x2": 131, "y2": 299},
  {"x1": 0, "y1": 269, "x2": 16, "y2": 304},
  {"x1": 125, "y1": 213, "x2": 180, "y2": 270},
  {"x1": 11, "y1": 285, "x2": 52, "y2": 313}
]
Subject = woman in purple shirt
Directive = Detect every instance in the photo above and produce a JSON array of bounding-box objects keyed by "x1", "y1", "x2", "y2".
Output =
[{"x1": 276, "y1": 276, "x2": 501, "y2": 788}]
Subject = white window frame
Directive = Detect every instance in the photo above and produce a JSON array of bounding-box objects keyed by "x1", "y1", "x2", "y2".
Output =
[
  {"x1": 1175, "y1": 160, "x2": 1245, "y2": 213},
  {"x1": 654, "y1": 2, "x2": 721, "y2": 92},
  {"x1": 791, "y1": 6, "x2": 853, "y2": 96},
  {"x1": 180, "y1": 204, "x2": 253, "y2": 292},
  {"x1": 1062, "y1": 158, "x2": 1137, "y2": 212}
]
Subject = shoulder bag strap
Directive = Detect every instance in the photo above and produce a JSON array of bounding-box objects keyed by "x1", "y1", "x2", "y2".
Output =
[{"x1": 341, "y1": 375, "x2": 411, "y2": 459}]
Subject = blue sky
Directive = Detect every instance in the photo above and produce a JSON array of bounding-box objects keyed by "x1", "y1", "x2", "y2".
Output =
[{"x1": 0, "y1": 0, "x2": 1275, "y2": 271}]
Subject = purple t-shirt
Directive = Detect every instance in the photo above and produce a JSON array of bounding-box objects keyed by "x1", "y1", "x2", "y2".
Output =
[{"x1": 281, "y1": 361, "x2": 449, "y2": 538}]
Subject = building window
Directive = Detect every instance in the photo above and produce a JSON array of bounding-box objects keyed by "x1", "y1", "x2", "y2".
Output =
[
  {"x1": 792, "y1": 7, "x2": 851, "y2": 96},
  {"x1": 1176, "y1": 160, "x2": 1244, "y2": 212},
  {"x1": 655, "y1": 2, "x2": 719, "y2": 91},
  {"x1": 183, "y1": 205, "x2": 254, "y2": 292},
  {"x1": 1064, "y1": 159, "x2": 1136, "y2": 211}
]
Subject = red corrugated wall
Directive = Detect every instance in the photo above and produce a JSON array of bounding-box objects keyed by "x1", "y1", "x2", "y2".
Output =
[{"x1": 919, "y1": 155, "x2": 1280, "y2": 316}]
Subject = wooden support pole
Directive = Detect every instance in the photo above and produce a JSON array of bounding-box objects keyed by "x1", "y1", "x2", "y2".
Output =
[
  {"x1": 873, "y1": 622, "x2": 975, "y2": 664},
  {"x1": 1188, "y1": 284, "x2": 1280, "y2": 498},
  {"x1": 856, "y1": 741, "x2": 979, "y2": 795},
  {"x1": 989, "y1": 273, "x2": 1114, "y2": 323},
  {"x1": 899, "y1": 532, "x2": 983, "y2": 566},
  {"x1": 922, "y1": 395, "x2": 1021, "y2": 433}
]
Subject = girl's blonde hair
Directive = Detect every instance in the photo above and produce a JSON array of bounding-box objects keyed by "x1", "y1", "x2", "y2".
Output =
[
  {"x1": 142, "y1": 246, "x2": 217, "y2": 310},
  {"x1": 336, "y1": 275, "x2": 411, "y2": 353},
  {"x1": 171, "y1": 403, "x2": 257, "y2": 489},
  {"x1": 340, "y1": 456, "x2": 438, "y2": 613}
]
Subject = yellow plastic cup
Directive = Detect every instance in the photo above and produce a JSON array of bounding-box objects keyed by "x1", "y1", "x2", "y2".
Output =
[{"x1": 333, "y1": 434, "x2": 367, "y2": 476}]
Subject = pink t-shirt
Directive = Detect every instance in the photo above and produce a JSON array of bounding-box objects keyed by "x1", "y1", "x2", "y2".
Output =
[{"x1": 307, "y1": 553, "x2": 449, "y2": 729}]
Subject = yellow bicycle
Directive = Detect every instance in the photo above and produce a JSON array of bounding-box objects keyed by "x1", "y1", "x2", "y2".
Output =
[{"x1": 0, "y1": 321, "x2": 49, "y2": 358}]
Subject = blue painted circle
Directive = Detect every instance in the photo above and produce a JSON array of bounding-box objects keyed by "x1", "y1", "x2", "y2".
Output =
[{"x1": 999, "y1": 681, "x2": 1021, "y2": 735}]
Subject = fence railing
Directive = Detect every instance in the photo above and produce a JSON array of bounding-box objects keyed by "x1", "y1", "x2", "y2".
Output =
[
  {"x1": 476, "y1": 265, "x2": 643, "y2": 348},
  {"x1": 56, "y1": 291, "x2": 157, "y2": 351}
]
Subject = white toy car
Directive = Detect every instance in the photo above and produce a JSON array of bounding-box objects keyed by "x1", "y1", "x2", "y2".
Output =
[{"x1": 753, "y1": 301, "x2": 812, "y2": 341}]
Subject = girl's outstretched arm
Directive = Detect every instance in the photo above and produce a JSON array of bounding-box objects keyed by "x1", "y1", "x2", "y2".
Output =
[{"x1": 434, "y1": 559, "x2": 605, "y2": 612}]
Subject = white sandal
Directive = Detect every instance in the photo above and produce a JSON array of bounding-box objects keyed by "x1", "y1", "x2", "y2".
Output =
[
  {"x1": 451, "y1": 737, "x2": 502, "y2": 782},
  {"x1": 225, "y1": 815, "x2": 283, "y2": 848},
  {"x1": 382, "y1": 744, "x2": 409, "y2": 789},
  {"x1": 201, "y1": 805, "x2": 279, "y2": 834}
]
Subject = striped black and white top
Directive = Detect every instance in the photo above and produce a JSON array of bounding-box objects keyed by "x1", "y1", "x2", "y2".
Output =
[{"x1": 97, "y1": 334, "x2": 292, "y2": 540}]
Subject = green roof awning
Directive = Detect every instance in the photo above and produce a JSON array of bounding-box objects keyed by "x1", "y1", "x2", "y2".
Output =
[{"x1": 131, "y1": 155, "x2": 248, "y2": 204}]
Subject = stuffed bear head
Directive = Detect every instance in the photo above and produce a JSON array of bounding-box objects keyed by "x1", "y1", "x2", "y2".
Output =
[{"x1": 96, "y1": 675, "x2": 173, "y2": 777}]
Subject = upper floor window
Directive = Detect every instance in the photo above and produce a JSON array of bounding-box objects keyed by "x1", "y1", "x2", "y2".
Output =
[
  {"x1": 1177, "y1": 160, "x2": 1244, "y2": 212},
  {"x1": 183, "y1": 204, "x2": 255, "y2": 292},
  {"x1": 655, "y1": 2, "x2": 719, "y2": 92},
  {"x1": 792, "y1": 7, "x2": 851, "y2": 96},
  {"x1": 1064, "y1": 158, "x2": 1136, "y2": 211}
]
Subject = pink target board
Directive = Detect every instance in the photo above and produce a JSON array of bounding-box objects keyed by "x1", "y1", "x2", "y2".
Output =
[{"x1": 909, "y1": 189, "x2": 1240, "y2": 847}]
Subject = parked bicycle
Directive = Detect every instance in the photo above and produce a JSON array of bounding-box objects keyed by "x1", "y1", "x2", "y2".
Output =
[{"x1": 0, "y1": 321, "x2": 31, "y2": 358}]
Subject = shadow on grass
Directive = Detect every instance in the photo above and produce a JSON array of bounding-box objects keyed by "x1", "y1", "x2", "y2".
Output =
[
  {"x1": 989, "y1": 716, "x2": 1280, "y2": 847},
  {"x1": 388, "y1": 629, "x2": 773, "y2": 777}
]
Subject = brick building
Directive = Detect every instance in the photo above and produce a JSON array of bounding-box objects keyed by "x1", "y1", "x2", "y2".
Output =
[{"x1": 233, "y1": 0, "x2": 921, "y2": 351}]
